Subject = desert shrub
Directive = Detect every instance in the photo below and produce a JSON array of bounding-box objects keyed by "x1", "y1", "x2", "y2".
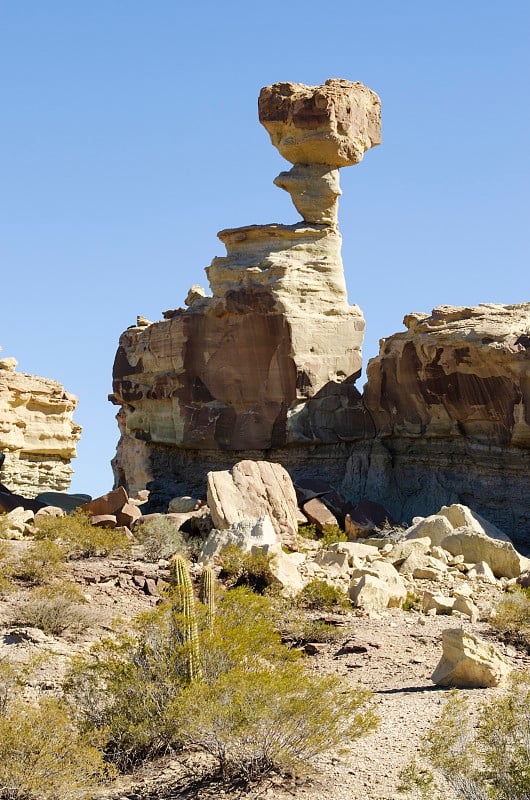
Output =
[
  {"x1": 398, "y1": 671, "x2": 530, "y2": 800},
  {"x1": 490, "y1": 587, "x2": 530, "y2": 650},
  {"x1": 298, "y1": 522, "x2": 318, "y2": 540},
  {"x1": 219, "y1": 545, "x2": 278, "y2": 593},
  {"x1": 66, "y1": 585, "x2": 376, "y2": 780},
  {"x1": 10, "y1": 539, "x2": 67, "y2": 584},
  {"x1": 281, "y1": 616, "x2": 346, "y2": 645},
  {"x1": 0, "y1": 695, "x2": 110, "y2": 799},
  {"x1": 296, "y1": 579, "x2": 351, "y2": 611},
  {"x1": 403, "y1": 591, "x2": 422, "y2": 612},
  {"x1": 34, "y1": 511, "x2": 130, "y2": 559},
  {"x1": 134, "y1": 516, "x2": 188, "y2": 561},
  {"x1": 0, "y1": 541, "x2": 14, "y2": 593},
  {"x1": 12, "y1": 581, "x2": 92, "y2": 636},
  {"x1": 320, "y1": 525, "x2": 348, "y2": 547},
  {"x1": 174, "y1": 661, "x2": 377, "y2": 783}
]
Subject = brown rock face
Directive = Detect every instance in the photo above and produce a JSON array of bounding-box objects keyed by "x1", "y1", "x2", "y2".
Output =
[{"x1": 0, "y1": 352, "x2": 81, "y2": 497}]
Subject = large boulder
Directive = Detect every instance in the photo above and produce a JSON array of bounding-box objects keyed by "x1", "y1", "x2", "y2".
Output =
[
  {"x1": 350, "y1": 560, "x2": 407, "y2": 608},
  {"x1": 431, "y1": 629, "x2": 510, "y2": 688},
  {"x1": 207, "y1": 461, "x2": 299, "y2": 549},
  {"x1": 199, "y1": 516, "x2": 277, "y2": 562}
]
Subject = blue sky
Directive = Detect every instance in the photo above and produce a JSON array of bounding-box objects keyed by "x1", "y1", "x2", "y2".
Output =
[{"x1": 1, "y1": 1, "x2": 529, "y2": 497}]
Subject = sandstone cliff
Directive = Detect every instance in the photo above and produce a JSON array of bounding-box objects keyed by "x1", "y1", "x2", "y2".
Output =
[
  {"x1": 343, "y1": 304, "x2": 530, "y2": 548},
  {"x1": 110, "y1": 79, "x2": 380, "y2": 495},
  {"x1": 0, "y1": 352, "x2": 81, "y2": 497}
]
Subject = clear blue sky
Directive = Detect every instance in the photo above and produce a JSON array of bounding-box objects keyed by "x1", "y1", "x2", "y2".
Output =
[{"x1": 1, "y1": 1, "x2": 529, "y2": 497}]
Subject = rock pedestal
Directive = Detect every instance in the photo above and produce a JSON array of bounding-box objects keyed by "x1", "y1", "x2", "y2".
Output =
[{"x1": 110, "y1": 79, "x2": 381, "y2": 496}]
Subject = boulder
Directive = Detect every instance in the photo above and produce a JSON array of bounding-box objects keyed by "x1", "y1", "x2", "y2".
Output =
[
  {"x1": 349, "y1": 574, "x2": 392, "y2": 611},
  {"x1": 1, "y1": 506, "x2": 34, "y2": 539},
  {"x1": 199, "y1": 516, "x2": 277, "y2": 563},
  {"x1": 168, "y1": 496, "x2": 199, "y2": 513},
  {"x1": 431, "y1": 628, "x2": 510, "y2": 688},
  {"x1": 351, "y1": 560, "x2": 407, "y2": 608},
  {"x1": 388, "y1": 537, "x2": 431, "y2": 567},
  {"x1": 466, "y1": 560, "x2": 497, "y2": 585},
  {"x1": 422, "y1": 591, "x2": 455, "y2": 615},
  {"x1": 89, "y1": 514, "x2": 117, "y2": 529},
  {"x1": 345, "y1": 500, "x2": 395, "y2": 540},
  {"x1": 36, "y1": 492, "x2": 91, "y2": 513},
  {"x1": 441, "y1": 528, "x2": 525, "y2": 579},
  {"x1": 313, "y1": 549, "x2": 350, "y2": 578},
  {"x1": 328, "y1": 540, "x2": 380, "y2": 567},
  {"x1": 207, "y1": 461, "x2": 299, "y2": 549},
  {"x1": 80, "y1": 487, "x2": 129, "y2": 518},
  {"x1": 405, "y1": 515, "x2": 454, "y2": 547},
  {"x1": 302, "y1": 498, "x2": 339, "y2": 532}
]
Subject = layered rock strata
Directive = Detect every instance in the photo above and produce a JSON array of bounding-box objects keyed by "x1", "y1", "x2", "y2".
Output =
[
  {"x1": 343, "y1": 304, "x2": 530, "y2": 548},
  {"x1": 0, "y1": 352, "x2": 81, "y2": 496},
  {"x1": 110, "y1": 79, "x2": 381, "y2": 495}
]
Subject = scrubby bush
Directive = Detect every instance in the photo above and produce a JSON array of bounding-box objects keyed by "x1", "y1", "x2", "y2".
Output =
[
  {"x1": 134, "y1": 515, "x2": 189, "y2": 561},
  {"x1": 10, "y1": 540, "x2": 67, "y2": 584},
  {"x1": 174, "y1": 661, "x2": 376, "y2": 783},
  {"x1": 399, "y1": 671, "x2": 530, "y2": 800},
  {"x1": 34, "y1": 511, "x2": 130, "y2": 559},
  {"x1": 219, "y1": 545, "x2": 278, "y2": 593},
  {"x1": 296, "y1": 579, "x2": 351, "y2": 611},
  {"x1": 490, "y1": 587, "x2": 530, "y2": 650},
  {"x1": 320, "y1": 525, "x2": 348, "y2": 547},
  {"x1": 298, "y1": 522, "x2": 318, "y2": 540},
  {"x1": 12, "y1": 581, "x2": 92, "y2": 636},
  {"x1": 0, "y1": 696, "x2": 110, "y2": 799},
  {"x1": 66, "y1": 584, "x2": 376, "y2": 780}
]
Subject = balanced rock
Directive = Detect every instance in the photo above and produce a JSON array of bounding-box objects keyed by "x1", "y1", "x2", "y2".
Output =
[
  {"x1": 207, "y1": 461, "x2": 299, "y2": 549},
  {"x1": 110, "y1": 80, "x2": 379, "y2": 498},
  {"x1": 431, "y1": 628, "x2": 509, "y2": 688}
]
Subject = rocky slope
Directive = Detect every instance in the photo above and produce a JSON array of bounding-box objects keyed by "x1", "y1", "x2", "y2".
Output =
[{"x1": 0, "y1": 351, "x2": 81, "y2": 496}]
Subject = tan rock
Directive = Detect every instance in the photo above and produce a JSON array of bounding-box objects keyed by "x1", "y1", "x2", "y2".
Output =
[
  {"x1": 431, "y1": 628, "x2": 510, "y2": 688},
  {"x1": 167, "y1": 496, "x2": 199, "y2": 514},
  {"x1": 441, "y1": 527, "x2": 524, "y2": 579},
  {"x1": 387, "y1": 537, "x2": 431, "y2": 567},
  {"x1": 351, "y1": 560, "x2": 407, "y2": 608},
  {"x1": 258, "y1": 79, "x2": 381, "y2": 167},
  {"x1": 207, "y1": 461, "x2": 299, "y2": 548},
  {"x1": 199, "y1": 515, "x2": 277, "y2": 563},
  {"x1": 89, "y1": 514, "x2": 117, "y2": 529},
  {"x1": 274, "y1": 164, "x2": 341, "y2": 225},
  {"x1": 349, "y1": 574, "x2": 392, "y2": 610},
  {"x1": 405, "y1": 515, "x2": 454, "y2": 547},
  {"x1": 0, "y1": 353, "x2": 80, "y2": 496},
  {"x1": 466, "y1": 560, "x2": 497, "y2": 584},
  {"x1": 422, "y1": 591, "x2": 455, "y2": 615}
]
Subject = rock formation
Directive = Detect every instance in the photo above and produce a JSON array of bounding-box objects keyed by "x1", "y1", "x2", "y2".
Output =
[
  {"x1": 343, "y1": 304, "x2": 530, "y2": 548},
  {"x1": 110, "y1": 79, "x2": 381, "y2": 496},
  {"x1": 0, "y1": 350, "x2": 81, "y2": 496},
  {"x1": 109, "y1": 80, "x2": 530, "y2": 551}
]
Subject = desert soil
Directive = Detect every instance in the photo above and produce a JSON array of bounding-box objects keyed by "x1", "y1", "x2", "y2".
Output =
[{"x1": 1, "y1": 544, "x2": 528, "y2": 800}]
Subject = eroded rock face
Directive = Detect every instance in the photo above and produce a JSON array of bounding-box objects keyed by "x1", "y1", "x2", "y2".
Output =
[
  {"x1": 110, "y1": 79, "x2": 380, "y2": 494},
  {"x1": 0, "y1": 352, "x2": 81, "y2": 497},
  {"x1": 343, "y1": 304, "x2": 530, "y2": 548}
]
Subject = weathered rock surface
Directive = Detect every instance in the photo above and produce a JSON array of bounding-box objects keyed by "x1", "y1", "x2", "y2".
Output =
[
  {"x1": 344, "y1": 304, "x2": 530, "y2": 548},
  {"x1": 0, "y1": 351, "x2": 81, "y2": 496},
  {"x1": 431, "y1": 628, "x2": 509, "y2": 688},
  {"x1": 206, "y1": 460, "x2": 299, "y2": 549}
]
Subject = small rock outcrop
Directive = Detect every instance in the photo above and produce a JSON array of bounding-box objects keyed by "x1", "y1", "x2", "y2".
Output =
[
  {"x1": 0, "y1": 351, "x2": 81, "y2": 497},
  {"x1": 110, "y1": 79, "x2": 380, "y2": 496}
]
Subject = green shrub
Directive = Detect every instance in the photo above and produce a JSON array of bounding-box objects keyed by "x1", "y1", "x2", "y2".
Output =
[
  {"x1": 219, "y1": 545, "x2": 278, "y2": 593},
  {"x1": 34, "y1": 511, "x2": 130, "y2": 559},
  {"x1": 174, "y1": 661, "x2": 377, "y2": 783},
  {"x1": 65, "y1": 586, "x2": 376, "y2": 780},
  {"x1": 403, "y1": 591, "x2": 422, "y2": 612},
  {"x1": 298, "y1": 522, "x2": 318, "y2": 540},
  {"x1": 10, "y1": 540, "x2": 67, "y2": 584},
  {"x1": 490, "y1": 587, "x2": 530, "y2": 649},
  {"x1": 12, "y1": 581, "x2": 92, "y2": 636},
  {"x1": 320, "y1": 525, "x2": 347, "y2": 547},
  {"x1": 0, "y1": 696, "x2": 110, "y2": 800},
  {"x1": 296, "y1": 579, "x2": 351, "y2": 611},
  {"x1": 398, "y1": 671, "x2": 530, "y2": 800},
  {"x1": 134, "y1": 516, "x2": 188, "y2": 561}
]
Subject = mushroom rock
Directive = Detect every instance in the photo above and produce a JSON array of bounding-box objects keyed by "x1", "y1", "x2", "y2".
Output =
[
  {"x1": 0, "y1": 349, "x2": 81, "y2": 497},
  {"x1": 110, "y1": 79, "x2": 381, "y2": 497}
]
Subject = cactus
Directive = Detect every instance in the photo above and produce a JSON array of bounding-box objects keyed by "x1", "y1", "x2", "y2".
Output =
[
  {"x1": 199, "y1": 565, "x2": 216, "y2": 631},
  {"x1": 169, "y1": 555, "x2": 202, "y2": 682}
]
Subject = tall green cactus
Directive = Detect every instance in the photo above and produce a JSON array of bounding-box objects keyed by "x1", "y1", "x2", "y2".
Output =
[
  {"x1": 169, "y1": 555, "x2": 202, "y2": 682},
  {"x1": 199, "y1": 565, "x2": 216, "y2": 632}
]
